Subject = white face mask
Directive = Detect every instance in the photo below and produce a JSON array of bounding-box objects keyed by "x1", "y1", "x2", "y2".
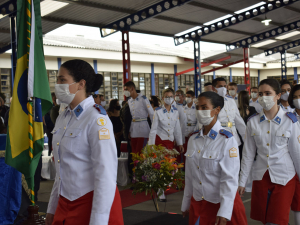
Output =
[
  {"x1": 55, "y1": 82, "x2": 78, "y2": 105},
  {"x1": 175, "y1": 96, "x2": 180, "y2": 102},
  {"x1": 101, "y1": 101, "x2": 106, "y2": 107},
  {"x1": 216, "y1": 87, "x2": 227, "y2": 97},
  {"x1": 281, "y1": 91, "x2": 289, "y2": 101},
  {"x1": 228, "y1": 90, "x2": 236, "y2": 97},
  {"x1": 123, "y1": 90, "x2": 130, "y2": 97},
  {"x1": 293, "y1": 99, "x2": 300, "y2": 109},
  {"x1": 186, "y1": 97, "x2": 192, "y2": 104},
  {"x1": 258, "y1": 96, "x2": 276, "y2": 111},
  {"x1": 197, "y1": 110, "x2": 215, "y2": 126},
  {"x1": 251, "y1": 92, "x2": 258, "y2": 99},
  {"x1": 164, "y1": 97, "x2": 174, "y2": 105}
]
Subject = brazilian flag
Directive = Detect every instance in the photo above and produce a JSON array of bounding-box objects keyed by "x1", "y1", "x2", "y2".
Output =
[{"x1": 5, "y1": 0, "x2": 52, "y2": 205}]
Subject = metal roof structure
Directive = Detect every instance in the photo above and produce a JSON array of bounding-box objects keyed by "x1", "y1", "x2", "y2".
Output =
[{"x1": 0, "y1": 0, "x2": 300, "y2": 63}]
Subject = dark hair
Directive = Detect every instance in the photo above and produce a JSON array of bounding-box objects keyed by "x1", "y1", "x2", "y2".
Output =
[
  {"x1": 61, "y1": 59, "x2": 103, "y2": 93},
  {"x1": 238, "y1": 91, "x2": 250, "y2": 119},
  {"x1": 93, "y1": 94, "x2": 99, "y2": 99},
  {"x1": 150, "y1": 95, "x2": 160, "y2": 107},
  {"x1": 280, "y1": 79, "x2": 292, "y2": 89},
  {"x1": 228, "y1": 82, "x2": 237, "y2": 87},
  {"x1": 175, "y1": 89, "x2": 184, "y2": 96},
  {"x1": 51, "y1": 92, "x2": 56, "y2": 98},
  {"x1": 168, "y1": 87, "x2": 175, "y2": 93},
  {"x1": 288, "y1": 84, "x2": 300, "y2": 108},
  {"x1": 107, "y1": 99, "x2": 119, "y2": 113},
  {"x1": 122, "y1": 100, "x2": 127, "y2": 107},
  {"x1": 99, "y1": 94, "x2": 104, "y2": 98},
  {"x1": 124, "y1": 81, "x2": 136, "y2": 89},
  {"x1": 250, "y1": 87, "x2": 258, "y2": 91},
  {"x1": 204, "y1": 82, "x2": 212, "y2": 87},
  {"x1": 136, "y1": 90, "x2": 141, "y2": 93},
  {"x1": 212, "y1": 77, "x2": 227, "y2": 87},
  {"x1": 198, "y1": 91, "x2": 224, "y2": 109},
  {"x1": 258, "y1": 79, "x2": 281, "y2": 95},
  {"x1": 186, "y1": 90, "x2": 195, "y2": 96}
]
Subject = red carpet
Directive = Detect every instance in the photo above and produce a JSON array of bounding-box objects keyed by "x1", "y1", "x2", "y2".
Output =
[{"x1": 120, "y1": 188, "x2": 181, "y2": 208}]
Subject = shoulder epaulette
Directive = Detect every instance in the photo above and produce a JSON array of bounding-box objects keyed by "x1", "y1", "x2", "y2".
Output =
[
  {"x1": 219, "y1": 129, "x2": 233, "y2": 138},
  {"x1": 286, "y1": 112, "x2": 298, "y2": 123},
  {"x1": 93, "y1": 104, "x2": 107, "y2": 115},
  {"x1": 155, "y1": 107, "x2": 161, "y2": 111},
  {"x1": 247, "y1": 113, "x2": 259, "y2": 122},
  {"x1": 142, "y1": 95, "x2": 147, "y2": 99},
  {"x1": 172, "y1": 105, "x2": 178, "y2": 110},
  {"x1": 176, "y1": 103, "x2": 183, "y2": 106},
  {"x1": 189, "y1": 130, "x2": 199, "y2": 137}
]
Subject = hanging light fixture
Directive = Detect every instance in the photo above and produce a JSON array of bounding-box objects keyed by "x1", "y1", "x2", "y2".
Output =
[{"x1": 261, "y1": 14, "x2": 272, "y2": 26}]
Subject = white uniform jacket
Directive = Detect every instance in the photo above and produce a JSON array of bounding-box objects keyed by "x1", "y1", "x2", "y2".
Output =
[
  {"x1": 47, "y1": 96, "x2": 118, "y2": 225},
  {"x1": 226, "y1": 95, "x2": 238, "y2": 107},
  {"x1": 172, "y1": 101, "x2": 187, "y2": 144},
  {"x1": 148, "y1": 106, "x2": 183, "y2": 146},
  {"x1": 181, "y1": 121, "x2": 240, "y2": 221},
  {"x1": 249, "y1": 99, "x2": 263, "y2": 113},
  {"x1": 239, "y1": 107, "x2": 300, "y2": 187},
  {"x1": 219, "y1": 96, "x2": 246, "y2": 146},
  {"x1": 128, "y1": 93, "x2": 154, "y2": 138},
  {"x1": 183, "y1": 103, "x2": 197, "y2": 137},
  {"x1": 279, "y1": 103, "x2": 294, "y2": 112}
]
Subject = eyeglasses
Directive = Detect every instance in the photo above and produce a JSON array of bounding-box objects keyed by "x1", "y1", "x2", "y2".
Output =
[{"x1": 164, "y1": 96, "x2": 174, "y2": 99}]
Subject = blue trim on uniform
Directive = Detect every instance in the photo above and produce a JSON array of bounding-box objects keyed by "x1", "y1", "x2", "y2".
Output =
[
  {"x1": 136, "y1": 97, "x2": 139, "y2": 101},
  {"x1": 74, "y1": 105, "x2": 83, "y2": 117},
  {"x1": 93, "y1": 104, "x2": 107, "y2": 115},
  {"x1": 189, "y1": 130, "x2": 200, "y2": 137},
  {"x1": 260, "y1": 115, "x2": 266, "y2": 123},
  {"x1": 142, "y1": 95, "x2": 147, "y2": 99},
  {"x1": 219, "y1": 129, "x2": 233, "y2": 138},
  {"x1": 195, "y1": 216, "x2": 200, "y2": 225},
  {"x1": 172, "y1": 105, "x2": 178, "y2": 110},
  {"x1": 226, "y1": 95, "x2": 233, "y2": 99},
  {"x1": 209, "y1": 129, "x2": 218, "y2": 140},
  {"x1": 274, "y1": 116, "x2": 281, "y2": 125},
  {"x1": 163, "y1": 109, "x2": 167, "y2": 113},
  {"x1": 192, "y1": 106, "x2": 195, "y2": 109},
  {"x1": 224, "y1": 98, "x2": 228, "y2": 101},
  {"x1": 176, "y1": 103, "x2": 183, "y2": 106},
  {"x1": 155, "y1": 107, "x2": 161, "y2": 111},
  {"x1": 247, "y1": 113, "x2": 259, "y2": 122},
  {"x1": 266, "y1": 190, "x2": 272, "y2": 215},
  {"x1": 286, "y1": 112, "x2": 298, "y2": 123}
]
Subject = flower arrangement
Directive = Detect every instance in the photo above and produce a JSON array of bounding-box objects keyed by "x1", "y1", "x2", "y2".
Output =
[{"x1": 131, "y1": 145, "x2": 185, "y2": 198}]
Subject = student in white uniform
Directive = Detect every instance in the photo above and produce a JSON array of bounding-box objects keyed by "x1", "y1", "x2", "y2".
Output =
[
  {"x1": 204, "y1": 82, "x2": 213, "y2": 92},
  {"x1": 227, "y1": 82, "x2": 239, "y2": 107},
  {"x1": 288, "y1": 84, "x2": 300, "y2": 225},
  {"x1": 172, "y1": 89, "x2": 187, "y2": 144},
  {"x1": 181, "y1": 91, "x2": 247, "y2": 225},
  {"x1": 124, "y1": 81, "x2": 154, "y2": 154},
  {"x1": 45, "y1": 60, "x2": 123, "y2": 225},
  {"x1": 238, "y1": 78, "x2": 300, "y2": 225},
  {"x1": 211, "y1": 78, "x2": 246, "y2": 148},
  {"x1": 249, "y1": 87, "x2": 263, "y2": 113},
  {"x1": 279, "y1": 80, "x2": 293, "y2": 112}
]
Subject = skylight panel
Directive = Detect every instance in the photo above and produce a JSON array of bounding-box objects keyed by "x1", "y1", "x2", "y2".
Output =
[
  {"x1": 40, "y1": 0, "x2": 68, "y2": 17},
  {"x1": 275, "y1": 31, "x2": 300, "y2": 40}
]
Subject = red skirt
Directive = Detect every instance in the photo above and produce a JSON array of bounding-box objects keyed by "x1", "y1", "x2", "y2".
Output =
[
  {"x1": 189, "y1": 192, "x2": 247, "y2": 225},
  {"x1": 251, "y1": 170, "x2": 296, "y2": 225},
  {"x1": 292, "y1": 174, "x2": 300, "y2": 211},
  {"x1": 155, "y1": 135, "x2": 174, "y2": 149},
  {"x1": 131, "y1": 137, "x2": 148, "y2": 154},
  {"x1": 52, "y1": 186, "x2": 124, "y2": 225}
]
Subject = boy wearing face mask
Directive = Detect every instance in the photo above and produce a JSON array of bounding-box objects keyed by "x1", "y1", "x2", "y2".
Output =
[
  {"x1": 173, "y1": 90, "x2": 187, "y2": 145},
  {"x1": 239, "y1": 78, "x2": 300, "y2": 225},
  {"x1": 227, "y1": 82, "x2": 239, "y2": 107},
  {"x1": 123, "y1": 81, "x2": 154, "y2": 154},
  {"x1": 212, "y1": 78, "x2": 246, "y2": 148},
  {"x1": 279, "y1": 80, "x2": 293, "y2": 112},
  {"x1": 288, "y1": 84, "x2": 300, "y2": 225},
  {"x1": 249, "y1": 87, "x2": 263, "y2": 113}
]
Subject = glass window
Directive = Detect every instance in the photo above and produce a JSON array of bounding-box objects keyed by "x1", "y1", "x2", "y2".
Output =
[
  {"x1": 48, "y1": 70, "x2": 58, "y2": 93},
  {"x1": 98, "y1": 71, "x2": 105, "y2": 95},
  {"x1": 145, "y1": 73, "x2": 151, "y2": 98},
  {"x1": 104, "y1": 72, "x2": 111, "y2": 101},
  {"x1": 0, "y1": 68, "x2": 11, "y2": 104}
]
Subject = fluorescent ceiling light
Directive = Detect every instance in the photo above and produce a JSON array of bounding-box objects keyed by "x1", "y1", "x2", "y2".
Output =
[
  {"x1": 40, "y1": 0, "x2": 68, "y2": 17},
  {"x1": 251, "y1": 40, "x2": 277, "y2": 48},
  {"x1": 276, "y1": 31, "x2": 300, "y2": 40},
  {"x1": 203, "y1": 14, "x2": 232, "y2": 26},
  {"x1": 175, "y1": 26, "x2": 201, "y2": 36},
  {"x1": 234, "y1": 2, "x2": 266, "y2": 14}
]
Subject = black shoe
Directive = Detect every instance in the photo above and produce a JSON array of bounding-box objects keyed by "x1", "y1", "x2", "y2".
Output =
[{"x1": 159, "y1": 198, "x2": 167, "y2": 202}]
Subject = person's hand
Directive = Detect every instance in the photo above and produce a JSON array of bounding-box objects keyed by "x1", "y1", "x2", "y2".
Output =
[
  {"x1": 178, "y1": 145, "x2": 184, "y2": 153},
  {"x1": 238, "y1": 186, "x2": 245, "y2": 197},
  {"x1": 182, "y1": 210, "x2": 189, "y2": 218},
  {"x1": 45, "y1": 213, "x2": 54, "y2": 225},
  {"x1": 215, "y1": 216, "x2": 227, "y2": 225}
]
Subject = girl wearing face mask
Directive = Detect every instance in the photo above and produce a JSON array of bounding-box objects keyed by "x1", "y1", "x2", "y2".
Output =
[
  {"x1": 45, "y1": 60, "x2": 123, "y2": 225},
  {"x1": 107, "y1": 99, "x2": 123, "y2": 158},
  {"x1": 238, "y1": 79, "x2": 300, "y2": 225},
  {"x1": 182, "y1": 91, "x2": 247, "y2": 225},
  {"x1": 288, "y1": 84, "x2": 300, "y2": 225},
  {"x1": 279, "y1": 80, "x2": 293, "y2": 112}
]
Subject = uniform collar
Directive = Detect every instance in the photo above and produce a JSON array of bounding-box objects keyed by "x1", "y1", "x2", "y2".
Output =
[
  {"x1": 196, "y1": 120, "x2": 221, "y2": 140},
  {"x1": 162, "y1": 105, "x2": 173, "y2": 113},
  {"x1": 65, "y1": 96, "x2": 94, "y2": 119},
  {"x1": 259, "y1": 106, "x2": 284, "y2": 125},
  {"x1": 132, "y1": 93, "x2": 142, "y2": 101},
  {"x1": 185, "y1": 102, "x2": 195, "y2": 109}
]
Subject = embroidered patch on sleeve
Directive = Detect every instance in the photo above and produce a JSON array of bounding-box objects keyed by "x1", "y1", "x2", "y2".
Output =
[
  {"x1": 298, "y1": 135, "x2": 300, "y2": 143},
  {"x1": 229, "y1": 147, "x2": 238, "y2": 158},
  {"x1": 147, "y1": 105, "x2": 150, "y2": 108},
  {"x1": 97, "y1": 117, "x2": 107, "y2": 126},
  {"x1": 99, "y1": 128, "x2": 110, "y2": 140}
]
